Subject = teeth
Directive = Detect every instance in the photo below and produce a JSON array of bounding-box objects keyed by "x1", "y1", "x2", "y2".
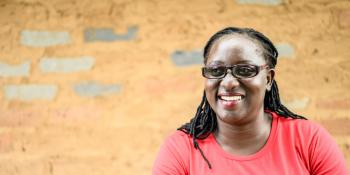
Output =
[{"x1": 221, "y1": 96, "x2": 242, "y2": 101}]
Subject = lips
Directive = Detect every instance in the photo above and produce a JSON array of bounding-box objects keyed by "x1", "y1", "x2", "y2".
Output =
[
  {"x1": 220, "y1": 95, "x2": 242, "y2": 101},
  {"x1": 217, "y1": 93, "x2": 244, "y2": 109}
]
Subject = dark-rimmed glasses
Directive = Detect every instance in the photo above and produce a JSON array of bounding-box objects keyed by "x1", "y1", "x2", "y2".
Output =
[{"x1": 202, "y1": 64, "x2": 269, "y2": 79}]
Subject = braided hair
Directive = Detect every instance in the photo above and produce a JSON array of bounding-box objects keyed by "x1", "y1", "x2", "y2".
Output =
[{"x1": 178, "y1": 27, "x2": 307, "y2": 169}]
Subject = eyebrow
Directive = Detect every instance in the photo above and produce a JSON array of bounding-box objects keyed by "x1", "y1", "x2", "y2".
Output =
[
  {"x1": 207, "y1": 61, "x2": 224, "y2": 66},
  {"x1": 207, "y1": 60, "x2": 254, "y2": 66},
  {"x1": 236, "y1": 60, "x2": 254, "y2": 64}
]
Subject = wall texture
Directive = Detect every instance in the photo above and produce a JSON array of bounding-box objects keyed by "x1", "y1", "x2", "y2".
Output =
[{"x1": 0, "y1": 0, "x2": 349, "y2": 174}]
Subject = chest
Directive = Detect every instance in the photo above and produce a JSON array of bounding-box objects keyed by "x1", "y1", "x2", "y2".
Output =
[{"x1": 188, "y1": 143, "x2": 310, "y2": 175}]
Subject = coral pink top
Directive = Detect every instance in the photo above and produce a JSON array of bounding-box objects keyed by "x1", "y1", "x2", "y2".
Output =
[{"x1": 153, "y1": 112, "x2": 349, "y2": 175}]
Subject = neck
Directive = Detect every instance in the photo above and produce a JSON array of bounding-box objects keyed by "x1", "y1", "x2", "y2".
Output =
[{"x1": 214, "y1": 111, "x2": 272, "y2": 156}]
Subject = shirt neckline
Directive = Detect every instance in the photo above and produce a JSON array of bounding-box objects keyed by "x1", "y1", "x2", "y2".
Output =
[{"x1": 208, "y1": 111, "x2": 279, "y2": 161}]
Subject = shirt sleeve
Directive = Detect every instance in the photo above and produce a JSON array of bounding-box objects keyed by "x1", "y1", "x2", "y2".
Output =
[
  {"x1": 152, "y1": 132, "x2": 190, "y2": 175},
  {"x1": 309, "y1": 124, "x2": 349, "y2": 175}
]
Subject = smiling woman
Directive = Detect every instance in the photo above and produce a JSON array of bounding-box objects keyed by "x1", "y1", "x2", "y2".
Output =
[{"x1": 152, "y1": 27, "x2": 349, "y2": 175}]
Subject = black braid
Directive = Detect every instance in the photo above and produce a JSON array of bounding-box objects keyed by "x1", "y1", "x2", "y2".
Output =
[
  {"x1": 178, "y1": 27, "x2": 306, "y2": 169},
  {"x1": 178, "y1": 91, "x2": 216, "y2": 169},
  {"x1": 264, "y1": 80, "x2": 306, "y2": 119}
]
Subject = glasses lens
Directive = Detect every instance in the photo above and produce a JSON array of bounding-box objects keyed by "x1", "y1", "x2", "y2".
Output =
[
  {"x1": 234, "y1": 65, "x2": 258, "y2": 78},
  {"x1": 203, "y1": 67, "x2": 226, "y2": 78}
]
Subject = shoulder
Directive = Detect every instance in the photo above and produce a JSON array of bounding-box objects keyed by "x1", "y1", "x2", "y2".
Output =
[
  {"x1": 272, "y1": 112, "x2": 328, "y2": 149},
  {"x1": 167, "y1": 130, "x2": 193, "y2": 141},
  {"x1": 156, "y1": 130, "x2": 194, "y2": 161},
  {"x1": 274, "y1": 113, "x2": 323, "y2": 137},
  {"x1": 272, "y1": 111, "x2": 338, "y2": 149},
  {"x1": 152, "y1": 131, "x2": 193, "y2": 175},
  {"x1": 273, "y1": 113, "x2": 349, "y2": 174},
  {"x1": 163, "y1": 130, "x2": 194, "y2": 149},
  {"x1": 159, "y1": 130, "x2": 196, "y2": 162}
]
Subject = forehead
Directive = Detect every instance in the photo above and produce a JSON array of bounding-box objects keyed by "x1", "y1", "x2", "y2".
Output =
[{"x1": 206, "y1": 34, "x2": 266, "y2": 65}]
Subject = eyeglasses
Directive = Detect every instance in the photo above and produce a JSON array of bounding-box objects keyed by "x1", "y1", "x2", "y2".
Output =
[{"x1": 202, "y1": 64, "x2": 269, "y2": 79}]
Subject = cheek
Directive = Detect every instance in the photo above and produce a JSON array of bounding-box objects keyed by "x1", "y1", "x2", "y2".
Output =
[
  {"x1": 245, "y1": 75, "x2": 268, "y2": 95},
  {"x1": 250, "y1": 78, "x2": 266, "y2": 88},
  {"x1": 204, "y1": 79, "x2": 219, "y2": 104},
  {"x1": 204, "y1": 79, "x2": 219, "y2": 91}
]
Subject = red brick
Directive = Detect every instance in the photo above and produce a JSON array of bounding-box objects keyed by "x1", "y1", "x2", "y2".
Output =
[
  {"x1": 0, "y1": 158, "x2": 49, "y2": 175},
  {"x1": 338, "y1": 10, "x2": 350, "y2": 29},
  {"x1": 317, "y1": 118, "x2": 350, "y2": 136},
  {"x1": 0, "y1": 132, "x2": 14, "y2": 153},
  {"x1": 46, "y1": 105, "x2": 102, "y2": 124},
  {"x1": 145, "y1": 75, "x2": 200, "y2": 95},
  {"x1": 0, "y1": 108, "x2": 42, "y2": 127},
  {"x1": 316, "y1": 98, "x2": 350, "y2": 110},
  {"x1": 0, "y1": 105, "x2": 102, "y2": 127}
]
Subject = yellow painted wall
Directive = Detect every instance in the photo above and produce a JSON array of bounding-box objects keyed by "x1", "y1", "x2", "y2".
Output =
[{"x1": 0, "y1": 0, "x2": 349, "y2": 174}]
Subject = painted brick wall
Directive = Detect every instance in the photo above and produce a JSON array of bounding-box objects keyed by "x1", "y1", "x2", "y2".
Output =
[{"x1": 0, "y1": 0, "x2": 349, "y2": 174}]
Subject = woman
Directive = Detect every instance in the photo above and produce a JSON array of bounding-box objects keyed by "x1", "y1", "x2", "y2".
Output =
[{"x1": 153, "y1": 27, "x2": 349, "y2": 174}]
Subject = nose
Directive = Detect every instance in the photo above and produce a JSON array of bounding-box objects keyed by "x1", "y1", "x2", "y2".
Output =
[{"x1": 220, "y1": 69, "x2": 240, "y2": 90}]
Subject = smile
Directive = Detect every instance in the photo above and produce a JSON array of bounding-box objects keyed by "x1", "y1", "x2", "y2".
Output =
[
  {"x1": 217, "y1": 94, "x2": 244, "y2": 109},
  {"x1": 219, "y1": 95, "x2": 242, "y2": 101}
]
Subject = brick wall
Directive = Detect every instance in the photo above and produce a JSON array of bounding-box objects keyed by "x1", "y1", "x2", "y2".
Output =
[{"x1": 0, "y1": 0, "x2": 349, "y2": 174}]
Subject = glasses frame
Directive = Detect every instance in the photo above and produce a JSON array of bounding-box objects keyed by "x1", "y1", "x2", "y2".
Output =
[{"x1": 202, "y1": 64, "x2": 269, "y2": 79}]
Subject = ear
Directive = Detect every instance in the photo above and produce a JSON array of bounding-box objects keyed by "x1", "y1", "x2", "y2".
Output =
[{"x1": 266, "y1": 69, "x2": 275, "y2": 91}]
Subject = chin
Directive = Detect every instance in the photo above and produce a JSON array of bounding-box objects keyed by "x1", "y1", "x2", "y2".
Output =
[{"x1": 216, "y1": 110, "x2": 246, "y2": 123}]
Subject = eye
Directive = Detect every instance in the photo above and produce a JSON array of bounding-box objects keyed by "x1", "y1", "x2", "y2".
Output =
[
  {"x1": 235, "y1": 65, "x2": 257, "y2": 77},
  {"x1": 207, "y1": 67, "x2": 226, "y2": 77}
]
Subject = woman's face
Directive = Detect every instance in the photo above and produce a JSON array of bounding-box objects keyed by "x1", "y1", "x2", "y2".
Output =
[{"x1": 205, "y1": 34, "x2": 274, "y2": 125}]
